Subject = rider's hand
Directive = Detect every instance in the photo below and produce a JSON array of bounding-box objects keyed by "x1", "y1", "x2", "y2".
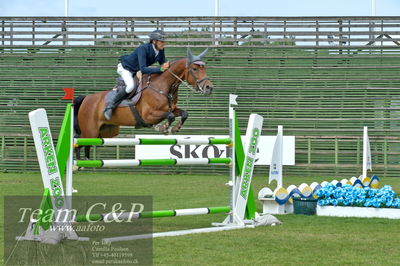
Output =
[{"x1": 161, "y1": 62, "x2": 170, "y2": 71}]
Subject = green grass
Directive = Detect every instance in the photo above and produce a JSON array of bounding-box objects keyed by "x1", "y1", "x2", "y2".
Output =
[{"x1": 1, "y1": 172, "x2": 400, "y2": 265}]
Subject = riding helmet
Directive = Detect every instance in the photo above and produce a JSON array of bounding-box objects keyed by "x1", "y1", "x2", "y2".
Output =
[{"x1": 149, "y1": 30, "x2": 166, "y2": 41}]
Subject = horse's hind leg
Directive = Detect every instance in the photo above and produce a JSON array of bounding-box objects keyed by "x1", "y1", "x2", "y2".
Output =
[
  {"x1": 78, "y1": 119, "x2": 102, "y2": 162},
  {"x1": 84, "y1": 146, "x2": 91, "y2": 160},
  {"x1": 73, "y1": 146, "x2": 84, "y2": 171},
  {"x1": 75, "y1": 146, "x2": 82, "y2": 160},
  {"x1": 76, "y1": 125, "x2": 120, "y2": 161}
]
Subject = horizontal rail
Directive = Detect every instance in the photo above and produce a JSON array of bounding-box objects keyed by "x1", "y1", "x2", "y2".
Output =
[
  {"x1": 75, "y1": 206, "x2": 231, "y2": 222},
  {"x1": 2, "y1": 17, "x2": 400, "y2": 48},
  {"x1": 74, "y1": 137, "x2": 232, "y2": 146},
  {"x1": 74, "y1": 158, "x2": 232, "y2": 167}
]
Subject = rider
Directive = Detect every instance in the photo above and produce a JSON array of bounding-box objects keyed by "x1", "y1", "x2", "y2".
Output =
[{"x1": 104, "y1": 29, "x2": 170, "y2": 120}]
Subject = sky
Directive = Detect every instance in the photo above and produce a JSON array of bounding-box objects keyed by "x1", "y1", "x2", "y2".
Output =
[{"x1": 0, "y1": 0, "x2": 399, "y2": 17}]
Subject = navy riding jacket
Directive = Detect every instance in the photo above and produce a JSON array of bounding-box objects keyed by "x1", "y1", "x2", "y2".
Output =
[{"x1": 120, "y1": 42, "x2": 166, "y2": 75}]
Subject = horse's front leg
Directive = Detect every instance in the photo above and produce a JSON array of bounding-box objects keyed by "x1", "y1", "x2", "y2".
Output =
[
  {"x1": 170, "y1": 108, "x2": 188, "y2": 134},
  {"x1": 152, "y1": 111, "x2": 175, "y2": 134}
]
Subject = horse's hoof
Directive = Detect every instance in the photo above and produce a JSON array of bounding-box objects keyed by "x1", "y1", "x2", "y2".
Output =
[
  {"x1": 171, "y1": 125, "x2": 181, "y2": 134},
  {"x1": 154, "y1": 123, "x2": 169, "y2": 134}
]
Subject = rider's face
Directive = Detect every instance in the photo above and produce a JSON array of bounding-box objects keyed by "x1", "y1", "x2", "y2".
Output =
[{"x1": 154, "y1": 40, "x2": 166, "y2": 51}]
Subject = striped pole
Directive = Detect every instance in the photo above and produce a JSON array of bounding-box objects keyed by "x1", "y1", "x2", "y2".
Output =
[
  {"x1": 75, "y1": 137, "x2": 231, "y2": 146},
  {"x1": 75, "y1": 206, "x2": 231, "y2": 222},
  {"x1": 74, "y1": 158, "x2": 231, "y2": 168}
]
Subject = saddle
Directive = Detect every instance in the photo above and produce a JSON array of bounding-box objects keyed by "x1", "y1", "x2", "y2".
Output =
[
  {"x1": 104, "y1": 72, "x2": 152, "y2": 129},
  {"x1": 105, "y1": 74, "x2": 151, "y2": 128},
  {"x1": 105, "y1": 74, "x2": 144, "y2": 107}
]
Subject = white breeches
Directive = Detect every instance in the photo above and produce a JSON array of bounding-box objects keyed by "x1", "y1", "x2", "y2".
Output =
[{"x1": 117, "y1": 63, "x2": 137, "y2": 93}]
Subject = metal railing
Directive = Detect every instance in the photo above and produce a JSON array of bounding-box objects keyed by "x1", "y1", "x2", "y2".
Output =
[{"x1": 1, "y1": 16, "x2": 400, "y2": 47}]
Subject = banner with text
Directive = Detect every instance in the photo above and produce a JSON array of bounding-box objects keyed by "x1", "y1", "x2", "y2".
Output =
[{"x1": 135, "y1": 135, "x2": 295, "y2": 165}]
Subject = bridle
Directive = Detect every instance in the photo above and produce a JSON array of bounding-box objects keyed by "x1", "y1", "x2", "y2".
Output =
[
  {"x1": 143, "y1": 60, "x2": 210, "y2": 111},
  {"x1": 167, "y1": 61, "x2": 210, "y2": 94}
]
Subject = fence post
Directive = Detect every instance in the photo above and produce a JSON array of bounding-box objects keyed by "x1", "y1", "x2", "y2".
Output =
[
  {"x1": 32, "y1": 20, "x2": 35, "y2": 45},
  {"x1": 130, "y1": 20, "x2": 135, "y2": 46},
  {"x1": 94, "y1": 20, "x2": 97, "y2": 45},
  {"x1": 1, "y1": 20, "x2": 4, "y2": 53},
  {"x1": 110, "y1": 22, "x2": 114, "y2": 45},
  {"x1": 338, "y1": 19, "x2": 343, "y2": 55},
  {"x1": 10, "y1": 22, "x2": 13, "y2": 51},
  {"x1": 369, "y1": 20, "x2": 375, "y2": 45},
  {"x1": 213, "y1": 19, "x2": 219, "y2": 46},
  {"x1": 338, "y1": 19, "x2": 343, "y2": 46},
  {"x1": 263, "y1": 22, "x2": 268, "y2": 45},
  {"x1": 234, "y1": 19, "x2": 238, "y2": 46},
  {"x1": 62, "y1": 20, "x2": 67, "y2": 46},
  {"x1": 283, "y1": 19, "x2": 287, "y2": 40}
]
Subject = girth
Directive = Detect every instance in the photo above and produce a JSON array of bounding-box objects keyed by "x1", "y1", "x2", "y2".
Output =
[{"x1": 128, "y1": 103, "x2": 152, "y2": 129}]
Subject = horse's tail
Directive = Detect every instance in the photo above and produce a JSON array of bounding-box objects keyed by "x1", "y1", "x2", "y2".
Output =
[{"x1": 73, "y1": 95, "x2": 86, "y2": 137}]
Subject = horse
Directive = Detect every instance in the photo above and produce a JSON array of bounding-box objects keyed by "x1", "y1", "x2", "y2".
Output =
[{"x1": 74, "y1": 48, "x2": 214, "y2": 160}]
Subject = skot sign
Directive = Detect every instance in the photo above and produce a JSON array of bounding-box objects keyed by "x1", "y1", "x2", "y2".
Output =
[
  {"x1": 135, "y1": 135, "x2": 295, "y2": 166},
  {"x1": 170, "y1": 144, "x2": 226, "y2": 159}
]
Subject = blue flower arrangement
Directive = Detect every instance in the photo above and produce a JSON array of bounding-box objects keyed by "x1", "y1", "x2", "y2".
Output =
[{"x1": 315, "y1": 184, "x2": 400, "y2": 208}]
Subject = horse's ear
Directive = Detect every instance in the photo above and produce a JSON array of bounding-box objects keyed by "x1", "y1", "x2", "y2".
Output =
[
  {"x1": 198, "y1": 48, "x2": 209, "y2": 60},
  {"x1": 187, "y1": 48, "x2": 194, "y2": 65}
]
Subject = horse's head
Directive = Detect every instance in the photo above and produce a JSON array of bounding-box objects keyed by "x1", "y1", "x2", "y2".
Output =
[{"x1": 186, "y1": 48, "x2": 214, "y2": 95}]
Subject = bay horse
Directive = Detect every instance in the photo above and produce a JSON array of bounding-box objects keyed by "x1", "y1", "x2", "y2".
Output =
[{"x1": 74, "y1": 48, "x2": 214, "y2": 160}]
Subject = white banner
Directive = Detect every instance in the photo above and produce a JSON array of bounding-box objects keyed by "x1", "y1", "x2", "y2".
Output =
[
  {"x1": 135, "y1": 135, "x2": 295, "y2": 165},
  {"x1": 269, "y1": 126, "x2": 283, "y2": 186},
  {"x1": 363, "y1": 126, "x2": 372, "y2": 178}
]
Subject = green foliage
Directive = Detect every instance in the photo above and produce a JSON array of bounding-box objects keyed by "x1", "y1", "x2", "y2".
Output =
[
  {"x1": 168, "y1": 28, "x2": 214, "y2": 46},
  {"x1": 92, "y1": 28, "x2": 294, "y2": 47},
  {"x1": 95, "y1": 34, "x2": 144, "y2": 46}
]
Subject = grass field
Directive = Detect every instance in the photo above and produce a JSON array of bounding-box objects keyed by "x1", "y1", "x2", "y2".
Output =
[{"x1": 1, "y1": 172, "x2": 400, "y2": 265}]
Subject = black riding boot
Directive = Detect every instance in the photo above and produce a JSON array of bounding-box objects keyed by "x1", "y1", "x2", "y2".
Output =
[{"x1": 104, "y1": 89, "x2": 128, "y2": 120}]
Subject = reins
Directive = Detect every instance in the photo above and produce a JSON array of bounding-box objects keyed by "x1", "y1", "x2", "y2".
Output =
[{"x1": 167, "y1": 68, "x2": 192, "y2": 91}]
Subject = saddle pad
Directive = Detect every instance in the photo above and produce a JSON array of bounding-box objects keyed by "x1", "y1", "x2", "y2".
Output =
[{"x1": 105, "y1": 85, "x2": 144, "y2": 107}]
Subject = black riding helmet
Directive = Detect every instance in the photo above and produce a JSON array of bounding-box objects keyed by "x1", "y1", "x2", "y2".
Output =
[{"x1": 149, "y1": 30, "x2": 166, "y2": 42}]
